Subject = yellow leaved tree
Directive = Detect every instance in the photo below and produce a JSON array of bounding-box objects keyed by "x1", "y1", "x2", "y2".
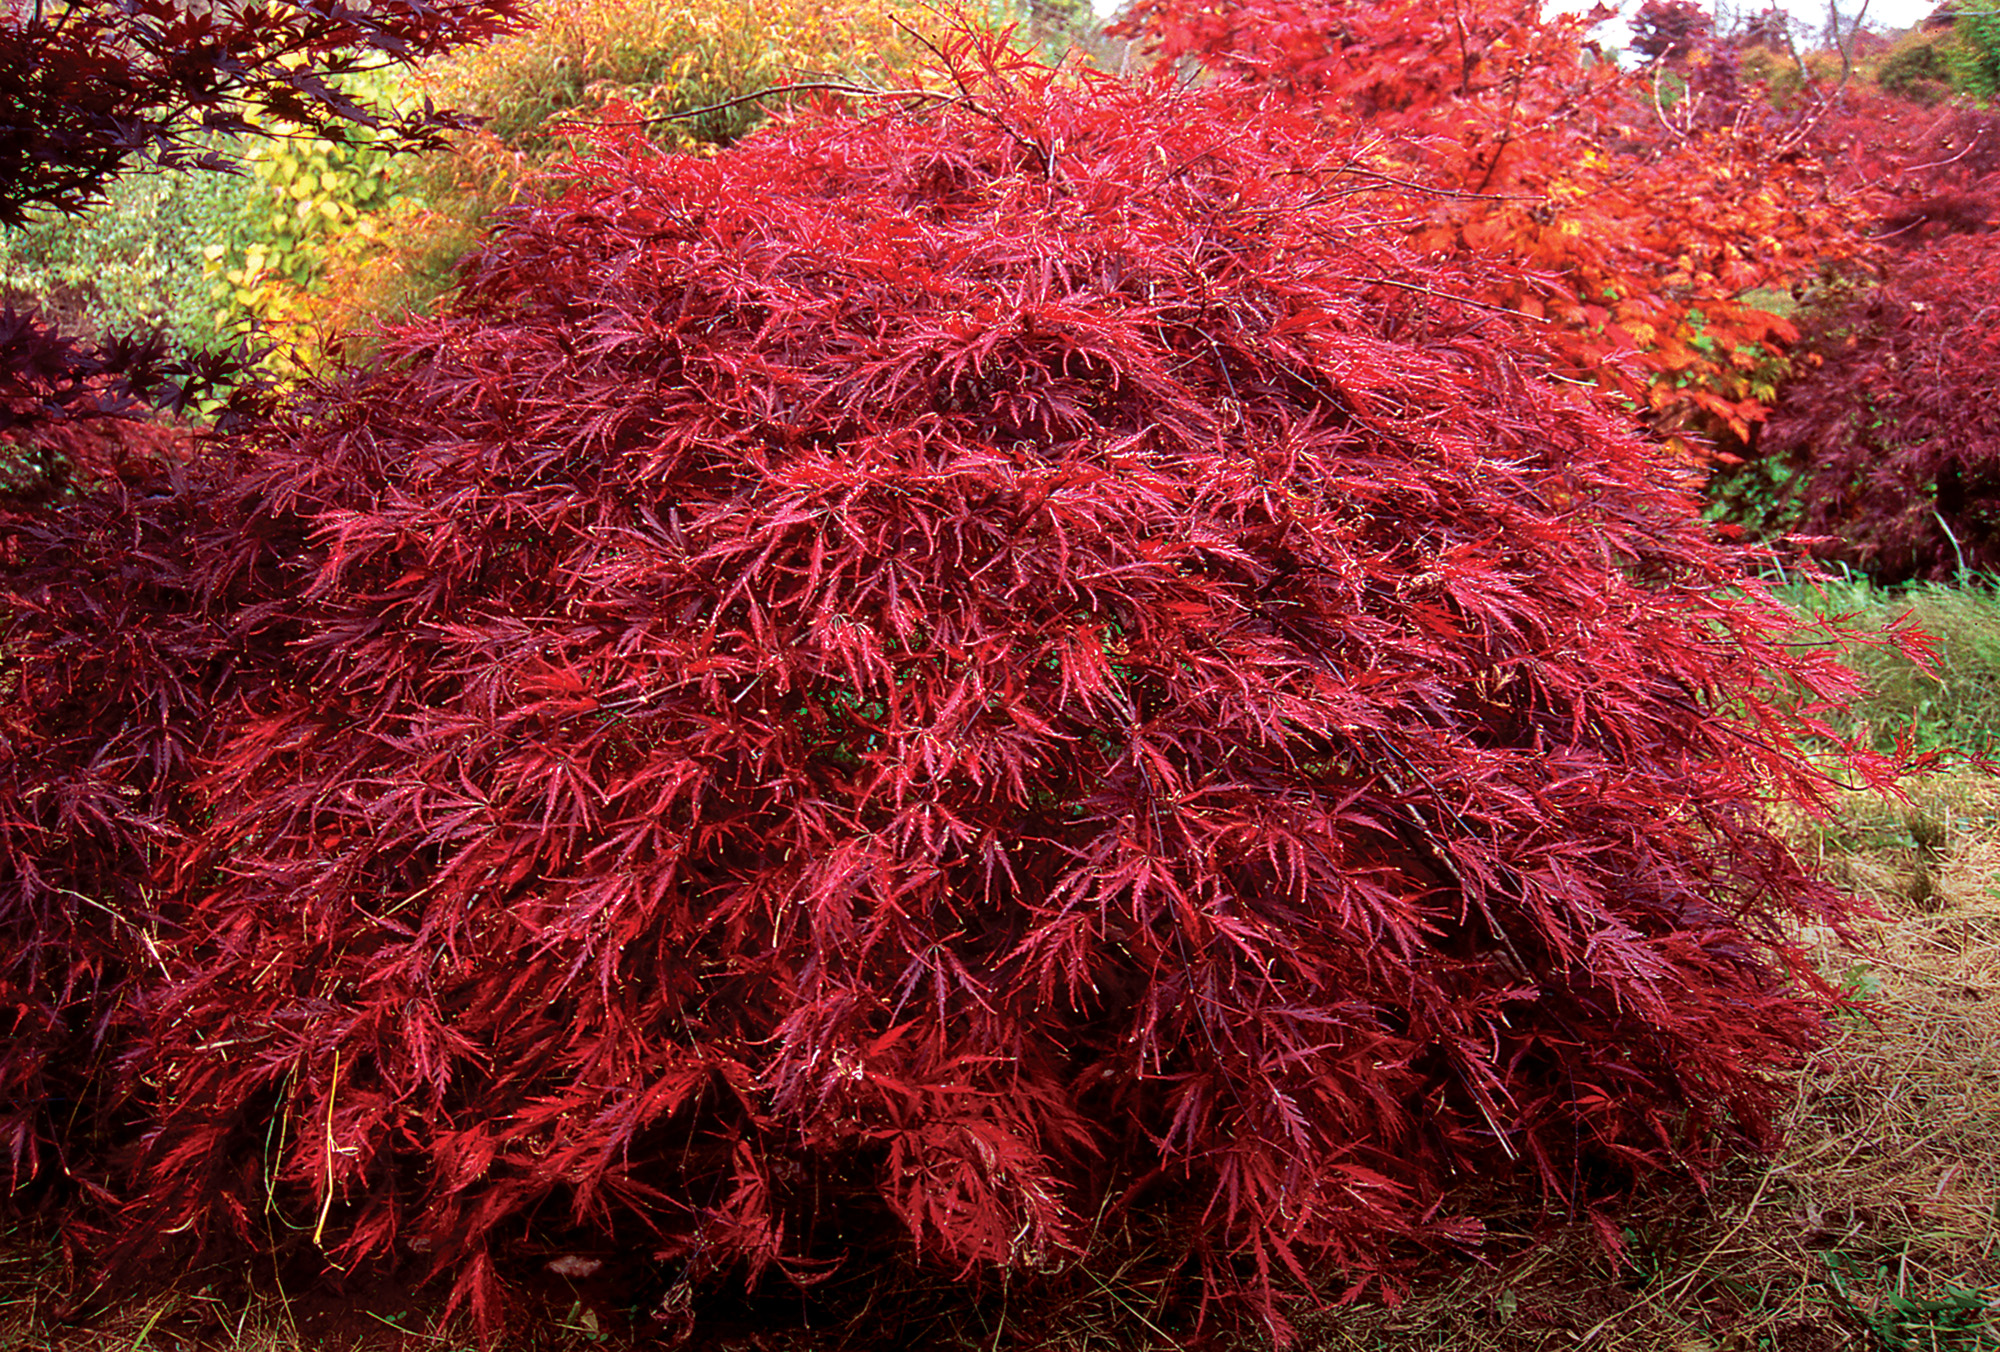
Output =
[{"x1": 244, "y1": 0, "x2": 953, "y2": 373}]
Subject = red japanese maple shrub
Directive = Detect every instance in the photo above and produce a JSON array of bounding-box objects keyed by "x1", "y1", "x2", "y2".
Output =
[
  {"x1": 78, "y1": 51, "x2": 1893, "y2": 1340},
  {"x1": 0, "y1": 404, "x2": 194, "y2": 505},
  {"x1": 0, "y1": 454, "x2": 253, "y2": 1198},
  {"x1": 1762, "y1": 231, "x2": 2000, "y2": 581},
  {"x1": 1820, "y1": 94, "x2": 2000, "y2": 246}
]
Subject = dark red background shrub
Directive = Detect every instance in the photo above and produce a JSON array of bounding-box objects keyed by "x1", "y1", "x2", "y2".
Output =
[
  {"x1": 1761, "y1": 231, "x2": 2000, "y2": 582},
  {"x1": 6, "y1": 45, "x2": 1901, "y2": 1341},
  {"x1": 1822, "y1": 96, "x2": 2000, "y2": 246}
]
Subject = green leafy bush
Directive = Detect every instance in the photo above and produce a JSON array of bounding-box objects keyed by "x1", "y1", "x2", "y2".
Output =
[
  {"x1": 1876, "y1": 30, "x2": 1955, "y2": 104},
  {"x1": 0, "y1": 67, "x2": 427, "y2": 387},
  {"x1": 200, "y1": 69, "x2": 430, "y2": 375},
  {"x1": 0, "y1": 164, "x2": 240, "y2": 357},
  {"x1": 1947, "y1": 4, "x2": 2000, "y2": 101}
]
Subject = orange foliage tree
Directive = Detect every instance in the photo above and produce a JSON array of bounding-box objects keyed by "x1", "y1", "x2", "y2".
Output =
[{"x1": 1112, "y1": 0, "x2": 1865, "y2": 452}]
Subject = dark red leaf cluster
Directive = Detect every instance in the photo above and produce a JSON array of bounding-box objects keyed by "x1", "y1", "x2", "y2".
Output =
[
  {"x1": 1632, "y1": 0, "x2": 1710, "y2": 63},
  {"x1": 1820, "y1": 95, "x2": 2000, "y2": 245},
  {"x1": 0, "y1": 305, "x2": 251, "y2": 470},
  {"x1": 0, "y1": 401, "x2": 195, "y2": 506},
  {"x1": 1762, "y1": 232, "x2": 2000, "y2": 581},
  {"x1": 1704, "y1": 94, "x2": 1997, "y2": 543},
  {"x1": 4, "y1": 51, "x2": 1899, "y2": 1341},
  {"x1": 0, "y1": 457, "x2": 250, "y2": 1195},
  {"x1": 0, "y1": 0, "x2": 524, "y2": 227}
]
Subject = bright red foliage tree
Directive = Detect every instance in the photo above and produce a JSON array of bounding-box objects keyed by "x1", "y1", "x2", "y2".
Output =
[
  {"x1": 5, "y1": 47, "x2": 1907, "y2": 1340},
  {"x1": 1112, "y1": 0, "x2": 1862, "y2": 451}
]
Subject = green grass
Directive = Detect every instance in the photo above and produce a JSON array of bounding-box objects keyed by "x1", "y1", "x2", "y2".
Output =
[{"x1": 1775, "y1": 572, "x2": 2000, "y2": 757}]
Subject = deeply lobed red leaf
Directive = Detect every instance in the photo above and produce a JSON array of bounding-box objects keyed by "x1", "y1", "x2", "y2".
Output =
[{"x1": 1760, "y1": 231, "x2": 2000, "y2": 580}]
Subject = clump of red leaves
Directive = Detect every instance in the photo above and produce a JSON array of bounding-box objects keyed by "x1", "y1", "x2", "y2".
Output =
[
  {"x1": 1820, "y1": 94, "x2": 2000, "y2": 246},
  {"x1": 0, "y1": 453, "x2": 246, "y2": 1198},
  {"x1": 5, "y1": 45, "x2": 1905, "y2": 1343},
  {"x1": 1762, "y1": 231, "x2": 2000, "y2": 581}
]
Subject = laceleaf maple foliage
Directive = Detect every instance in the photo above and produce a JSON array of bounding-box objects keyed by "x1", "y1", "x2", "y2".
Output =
[
  {"x1": 5, "y1": 43, "x2": 1907, "y2": 1342},
  {"x1": 1112, "y1": 0, "x2": 1859, "y2": 450},
  {"x1": 1819, "y1": 93, "x2": 2000, "y2": 245},
  {"x1": 0, "y1": 417, "x2": 186, "y2": 505},
  {"x1": 1760, "y1": 231, "x2": 2000, "y2": 582},
  {"x1": 0, "y1": 458, "x2": 243, "y2": 1194}
]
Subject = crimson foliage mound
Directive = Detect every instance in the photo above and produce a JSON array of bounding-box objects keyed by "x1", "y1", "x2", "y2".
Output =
[
  {"x1": 0, "y1": 462, "x2": 240, "y2": 1193},
  {"x1": 6, "y1": 53, "x2": 1891, "y2": 1339},
  {"x1": 1763, "y1": 232, "x2": 2000, "y2": 582}
]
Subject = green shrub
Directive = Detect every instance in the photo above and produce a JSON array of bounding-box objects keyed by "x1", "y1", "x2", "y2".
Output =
[
  {"x1": 1946, "y1": 4, "x2": 2000, "y2": 101},
  {"x1": 200, "y1": 69, "x2": 426, "y2": 376},
  {"x1": 1876, "y1": 30, "x2": 1955, "y2": 104},
  {"x1": 0, "y1": 164, "x2": 240, "y2": 357},
  {"x1": 0, "y1": 67, "x2": 424, "y2": 387}
]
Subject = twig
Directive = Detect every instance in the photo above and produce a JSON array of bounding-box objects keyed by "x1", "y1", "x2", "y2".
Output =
[
  {"x1": 312, "y1": 1049, "x2": 342, "y2": 1249},
  {"x1": 1279, "y1": 162, "x2": 1538, "y2": 201},
  {"x1": 53, "y1": 887, "x2": 172, "y2": 984},
  {"x1": 1473, "y1": 64, "x2": 1528, "y2": 195},
  {"x1": 1836, "y1": 0, "x2": 1873, "y2": 88},
  {"x1": 365, "y1": 1310, "x2": 456, "y2": 1343},
  {"x1": 1079, "y1": 1265, "x2": 1188, "y2": 1349},
  {"x1": 892, "y1": 18, "x2": 1060, "y2": 180},
  {"x1": 1358, "y1": 275, "x2": 1554, "y2": 321}
]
